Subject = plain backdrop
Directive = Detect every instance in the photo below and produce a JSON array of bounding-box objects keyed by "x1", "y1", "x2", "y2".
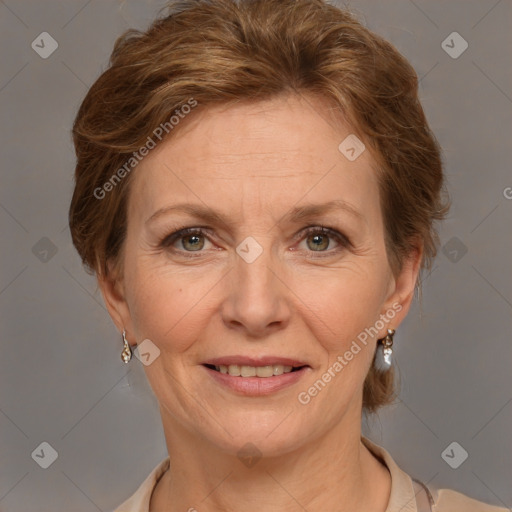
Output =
[{"x1": 0, "y1": 0, "x2": 511, "y2": 510}]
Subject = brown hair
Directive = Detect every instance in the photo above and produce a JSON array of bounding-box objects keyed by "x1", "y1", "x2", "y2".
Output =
[{"x1": 69, "y1": 0, "x2": 448, "y2": 413}]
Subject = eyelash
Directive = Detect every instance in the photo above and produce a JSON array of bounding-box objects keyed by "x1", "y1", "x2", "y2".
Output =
[{"x1": 159, "y1": 225, "x2": 351, "y2": 258}]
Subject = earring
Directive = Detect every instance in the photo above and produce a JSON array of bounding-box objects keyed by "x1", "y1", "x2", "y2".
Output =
[
  {"x1": 121, "y1": 329, "x2": 132, "y2": 363},
  {"x1": 375, "y1": 328, "x2": 395, "y2": 371}
]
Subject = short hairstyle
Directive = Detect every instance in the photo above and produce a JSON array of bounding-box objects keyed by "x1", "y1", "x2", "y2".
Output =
[{"x1": 69, "y1": 0, "x2": 448, "y2": 413}]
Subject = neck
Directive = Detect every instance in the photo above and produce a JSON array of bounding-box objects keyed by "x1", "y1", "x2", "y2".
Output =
[{"x1": 150, "y1": 407, "x2": 390, "y2": 512}]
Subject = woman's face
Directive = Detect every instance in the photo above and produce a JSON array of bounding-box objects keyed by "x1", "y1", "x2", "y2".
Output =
[{"x1": 101, "y1": 94, "x2": 418, "y2": 456}]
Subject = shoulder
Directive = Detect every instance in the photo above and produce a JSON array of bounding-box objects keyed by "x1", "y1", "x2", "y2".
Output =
[
  {"x1": 361, "y1": 436, "x2": 507, "y2": 512},
  {"x1": 112, "y1": 457, "x2": 170, "y2": 512},
  {"x1": 432, "y1": 487, "x2": 509, "y2": 512}
]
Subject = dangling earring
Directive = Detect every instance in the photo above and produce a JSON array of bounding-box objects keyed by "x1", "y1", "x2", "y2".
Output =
[
  {"x1": 121, "y1": 329, "x2": 132, "y2": 363},
  {"x1": 375, "y1": 328, "x2": 395, "y2": 371}
]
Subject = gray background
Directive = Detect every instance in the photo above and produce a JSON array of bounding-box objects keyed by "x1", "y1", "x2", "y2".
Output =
[{"x1": 0, "y1": 0, "x2": 511, "y2": 510}]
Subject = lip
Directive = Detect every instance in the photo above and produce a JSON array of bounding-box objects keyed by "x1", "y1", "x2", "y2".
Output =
[
  {"x1": 201, "y1": 356, "x2": 309, "y2": 367},
  {"x1": 203, "y1": 364, "x2": 311, "y2": 396}
]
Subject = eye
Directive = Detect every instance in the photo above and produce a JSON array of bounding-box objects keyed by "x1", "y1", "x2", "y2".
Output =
[
  {"x1": 160, "y1": 227, "x2": 213, "y2": 252},
  {"x1": 297, "y1": 226, "x2": 349, "y2": 254},
  {"x1": 159, "y1": 225, "x2": 350, "y2": 257}
]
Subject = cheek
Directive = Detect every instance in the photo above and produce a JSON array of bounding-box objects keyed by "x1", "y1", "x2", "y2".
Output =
[
  {"x1": 126, "y1": 259, "x2": 222, "y2": 351},
  {"x1": 292, "y1": 262, "x2": 389, "y2": 362}
]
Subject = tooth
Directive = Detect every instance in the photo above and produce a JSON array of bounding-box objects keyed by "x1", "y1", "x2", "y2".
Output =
[
  {"x1": 220, "y1": 364, "x2": 300, "y2": 378},
  {"x1": 272, "y1": 365, "x2": 284, "y2": 376},
  {"x1": 256, "y1": 366, "x2": 274, "y2": 377},
  {"x1": 241, "y1": 365, "x2": 256, "y2": 377},
  {"x1": 228, "y1": 364, "x2": 241, "y2": 376}
]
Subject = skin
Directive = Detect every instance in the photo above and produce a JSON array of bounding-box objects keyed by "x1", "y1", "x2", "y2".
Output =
[{"x1": 99, "y1": 93, "x2": 422, "y2": 511}]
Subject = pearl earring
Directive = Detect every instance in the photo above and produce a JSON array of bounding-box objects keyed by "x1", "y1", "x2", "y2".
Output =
[{"x1": 375, "y1": 329, "x2": 395, "y2": 371}]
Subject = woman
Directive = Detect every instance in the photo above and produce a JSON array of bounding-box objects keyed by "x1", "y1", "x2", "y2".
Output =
[{"x1": 68, "y1": 0, "x2": 507, "y2": 510}]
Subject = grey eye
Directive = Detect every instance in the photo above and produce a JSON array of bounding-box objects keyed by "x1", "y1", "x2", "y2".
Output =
[
  {"x1": 306, "y1": 232, "x2": 331, "y2": 251},
  {"x1": 180, "y1": 234, "x2": 205, "y2": 251}
]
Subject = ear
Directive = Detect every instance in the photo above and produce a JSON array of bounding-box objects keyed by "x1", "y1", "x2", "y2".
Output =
[
  {"x1": 97, "y1": 266, "x2": 135, "y2": 347},
  {"x1": 378, "y1": 244, "x2": 423, "y2": 337}
]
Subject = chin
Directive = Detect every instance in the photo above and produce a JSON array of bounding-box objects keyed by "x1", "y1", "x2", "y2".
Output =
[{"x1": 201, "y1": 412, "x2": 308, "y2": 458}]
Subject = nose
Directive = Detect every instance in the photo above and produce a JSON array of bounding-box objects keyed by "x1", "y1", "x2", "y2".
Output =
[{"x1": 220, "y1": 244, "x2": 292, "y2": 339}]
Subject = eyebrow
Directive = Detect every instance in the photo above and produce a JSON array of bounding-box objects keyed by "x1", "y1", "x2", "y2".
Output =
[
  {"x1": 145, "y1": 199, "x2": 364, "y2": 227},
  {"x1": 286, "y1": 199, "x2": 364, "y2": 223}
]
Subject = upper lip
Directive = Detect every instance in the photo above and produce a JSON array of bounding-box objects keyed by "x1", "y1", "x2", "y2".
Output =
[{"x1": 202, "y1": 356, "x2": 309, "y2": 367}]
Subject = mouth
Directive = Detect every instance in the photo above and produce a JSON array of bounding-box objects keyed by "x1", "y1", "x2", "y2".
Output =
[
  {"x1": 203, "y1": 363, "x2": 308, "y2": 378},
  {"x1": 201, "y1": 357, "x2": 311, "y2": 395}
]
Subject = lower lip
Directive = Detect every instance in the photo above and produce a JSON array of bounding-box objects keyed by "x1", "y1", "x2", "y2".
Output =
[{"x1": 203, "y1": 365, "x2": 310, "y2": 396}]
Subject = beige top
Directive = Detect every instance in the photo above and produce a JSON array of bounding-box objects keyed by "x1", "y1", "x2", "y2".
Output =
[{"x1": 113, "y1": 436, "x2": 507, "y2": 512}]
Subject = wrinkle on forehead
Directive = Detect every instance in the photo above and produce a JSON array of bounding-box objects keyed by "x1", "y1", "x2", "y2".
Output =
[{"x1": 128, "y1": 93, "x2": 380, "y2": 235}]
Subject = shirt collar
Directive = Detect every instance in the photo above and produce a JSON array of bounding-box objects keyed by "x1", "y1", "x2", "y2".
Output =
[
  {"x1": 115, "y1": 436, "x2": 417, "y2": 512},
  {"x1": 361, "y1": 435, "x2": 418, "y2": 512}
]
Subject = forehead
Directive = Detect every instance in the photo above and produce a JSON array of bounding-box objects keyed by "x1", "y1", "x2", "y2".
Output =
[{"x1": 128, "y1": 94, "x2": 380, "y2": 223}]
